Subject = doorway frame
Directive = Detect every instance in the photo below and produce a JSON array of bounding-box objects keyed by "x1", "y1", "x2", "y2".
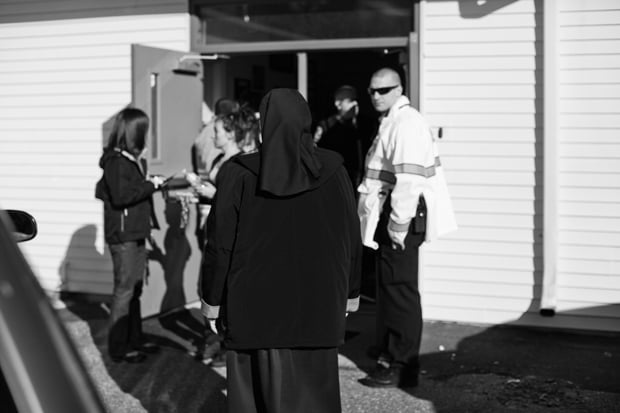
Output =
[
  {"x1": 193, "y1": 37, "x2": 416, "y2": 101},
  {"x1": 194, "y1": 37, "x2": 408, "y2": 54}
]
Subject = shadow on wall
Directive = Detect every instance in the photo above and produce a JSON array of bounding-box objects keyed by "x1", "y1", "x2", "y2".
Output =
[
  {"x1": 103, "y1": 107, "x2": 193, "y2": 315},
  {"x1": 457, "y1": 0, "x2": 547, "y2": 319},
  {"x1": 57, "y1": 109, "x2": 126, "y2": 295},
  {"x1": 148, "y1": 200, "x2": 191, "y2": 314},
  {"x1": 527, "y1": 0, "x2": 545, "y2": 317},
  {"x1": 58, "y1": 216, "x2": 195, "y2": 327},
  {"x1": 58, "y1": 224, "x2": 111, "y2": 293},
  {"x1": 458, "y1": 0, "x2": 520, "y2": 18}
]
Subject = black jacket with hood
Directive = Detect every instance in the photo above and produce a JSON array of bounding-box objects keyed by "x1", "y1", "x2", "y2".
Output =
[
  {"x1": 200, "y1": 89, "x2": 362, "y2": 350},
  {"x1": 95, "y1": 148, "x2": 158, "y2": 245}
]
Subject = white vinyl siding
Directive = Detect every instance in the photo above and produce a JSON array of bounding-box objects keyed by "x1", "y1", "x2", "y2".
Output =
[
  {"x1": 420, "y1": 0, "x2": 545, "y2": 326},
  {"x1": 556, "y1": 0, "x2": 620, "y2": 331},
  {"x1": 0, "y1": 2, "x2": 190, "y2": 293},
  {"x1": 0, "y1": 0, "x2": 186, "y2": 23}
]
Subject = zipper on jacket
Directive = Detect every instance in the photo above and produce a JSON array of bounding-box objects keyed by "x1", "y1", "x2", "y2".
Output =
[{"x1": 121, "y1": 208, "x2": 127, "y2": 232}]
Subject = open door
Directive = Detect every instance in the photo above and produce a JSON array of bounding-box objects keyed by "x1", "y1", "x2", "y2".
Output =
[{"x1": 132, "y1": 44, "x2": 203, "y2": 317}]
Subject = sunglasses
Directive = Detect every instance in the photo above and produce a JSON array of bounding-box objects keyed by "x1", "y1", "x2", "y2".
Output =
[{"x1": 367, "y1": 85, "x2": 399, "y2": 96}]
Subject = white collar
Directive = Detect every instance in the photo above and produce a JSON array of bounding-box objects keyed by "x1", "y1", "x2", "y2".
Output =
[{"x1": 386, "y1": 95, "x2": 411, "y2": 119}]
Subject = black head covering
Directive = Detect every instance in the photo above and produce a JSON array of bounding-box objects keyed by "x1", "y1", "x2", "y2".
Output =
[{"x1": 258, "y1": 88, "x2": 322, "y2": 196}]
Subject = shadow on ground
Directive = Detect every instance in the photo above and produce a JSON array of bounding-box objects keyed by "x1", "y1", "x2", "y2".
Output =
[
  {"x1": 62, "y1": 299, "x2": 227, "y2": 413},
  {"x1": 60, "y1": 296, "x2": 620, "y2": 413},
  {"x1": 340, "y1": 300, "x2": 620, "y2": 413}
]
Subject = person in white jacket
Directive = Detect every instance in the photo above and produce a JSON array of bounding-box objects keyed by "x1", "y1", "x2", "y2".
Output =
[{"x1": 358, "y1": 68, "x2": 457, "y2": 388}]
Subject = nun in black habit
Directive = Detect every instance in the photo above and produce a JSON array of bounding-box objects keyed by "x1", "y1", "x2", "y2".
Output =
[{"x1": 200, "y1": 88, "x2": 362, "y2": 413}]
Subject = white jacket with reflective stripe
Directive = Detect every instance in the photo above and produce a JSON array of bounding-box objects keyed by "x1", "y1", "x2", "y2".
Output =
[{"x1": 357, "y1": 95, "x2": 457, "y2": 248}]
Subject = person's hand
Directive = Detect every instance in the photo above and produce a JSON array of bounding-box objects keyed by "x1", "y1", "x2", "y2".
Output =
[
  {"x1": 341, "y1": 101, "x2": 359, "y2": 120},
  {"x1": 185, "y1": 172, "x2": 199, "y2": 185},
  {"x1": 195, "y1": 181, "x2": 216, "y2": 198},
  {"x1": 387, "y1": 227, "x2": 406, "y2": 251},
  {"x1": 313, "y1": 126, "x2": 324, "y2": 143},
  {"x1": 342, "y1": 100, "x2": 358, "y2": 113},
  {"x1": 149, "y1": 175, "x2": 165, "y2": 189},
  {"x1": 209, "y1": 319, "x2": 218, "y2": 334}
]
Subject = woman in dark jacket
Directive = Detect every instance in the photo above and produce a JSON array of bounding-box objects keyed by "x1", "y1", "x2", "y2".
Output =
[
  {"x1": 200, "y1": 89, "x2": 362, "y2": 413},
  {"x1": 95, "y1": 107, "x2": 163, "y2": 363}
]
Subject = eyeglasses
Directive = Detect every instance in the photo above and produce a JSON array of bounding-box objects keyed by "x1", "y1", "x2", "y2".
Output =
[{"x1": 367, "y1": 85, "x2": 399, "y2": 96}]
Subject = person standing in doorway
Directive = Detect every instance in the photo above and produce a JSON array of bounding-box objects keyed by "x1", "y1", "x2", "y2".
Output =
[
  {"x1": 201, "y1": 88, "x2": 361, "y2": 412},
  {"x1": 357, "y1": 68, "x2": 457, "y2": 388},
  {"x1": 95, "y1": 107, "x2": 164, "y2": 363},
  {"x1": 314, "y1": 85, "x2": 373, "y2": 191}
]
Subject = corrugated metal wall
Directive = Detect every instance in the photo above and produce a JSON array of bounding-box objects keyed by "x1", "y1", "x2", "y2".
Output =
[
  {"x1": 0, "y1": 0, "x2": 190, "y2": 293},
  {"x1": 420, "y1": 0, "x2": 545, "y2": 326},
  {"x1": 556, "y1": 0, "x2": 620, "y2": 330}
]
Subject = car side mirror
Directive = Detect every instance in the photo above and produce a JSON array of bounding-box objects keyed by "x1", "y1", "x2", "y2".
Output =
[{"x1": 7, "y1": 210, "x2": 38, "y2": 242}]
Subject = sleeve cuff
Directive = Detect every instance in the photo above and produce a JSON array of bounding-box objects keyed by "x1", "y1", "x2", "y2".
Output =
[
  {"x1": 388, "y1": 218, "x2": 410, "y2": 233},
  {"x1": 347, "y1": 296, "x2": 360, "y2": 313},
  {"x1": 201, "y1": 299, "x2": 220, "y2": 319}
]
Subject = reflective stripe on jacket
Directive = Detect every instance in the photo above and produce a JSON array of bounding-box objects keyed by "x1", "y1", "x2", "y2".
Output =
[{"x1": 357, "y1": 95, "x2": 457, "y2": 248}]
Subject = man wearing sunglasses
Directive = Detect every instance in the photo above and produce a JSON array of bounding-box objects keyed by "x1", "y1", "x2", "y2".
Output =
[{"x1": 357, "y1": 67, "x2": 457, "y2": 389}]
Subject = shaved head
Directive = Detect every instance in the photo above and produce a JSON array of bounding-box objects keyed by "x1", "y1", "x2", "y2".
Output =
[
  {"x1": 371, "y1": 68, "x2": 401, "y2": 86},
  {"x1": 368, "y1": 67, "x2": 403, "y2": 113}
]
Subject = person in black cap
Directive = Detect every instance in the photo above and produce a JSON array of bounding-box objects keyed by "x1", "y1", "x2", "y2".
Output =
[
  {"x1": 201, "y1": 88, "x2": 361, "y2": 413},
  {"x1": 314, "y1": 85, "x2": 372, "y2": 192}
]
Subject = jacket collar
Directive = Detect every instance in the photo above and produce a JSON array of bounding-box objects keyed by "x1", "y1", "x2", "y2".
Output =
[
  {"x1": 115, "y1": 148, "x2": 145, "y2": 176},
  {"x1": 385, "y1": 95, "x2": 411, "y2": 120}
]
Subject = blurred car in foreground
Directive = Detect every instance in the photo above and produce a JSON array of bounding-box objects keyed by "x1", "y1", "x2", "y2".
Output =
[{"x1": 0, "y1": 209, "x2": 105, "y2": 412}]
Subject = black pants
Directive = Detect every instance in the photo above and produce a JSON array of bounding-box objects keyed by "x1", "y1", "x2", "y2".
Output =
[
  {"x1": 374, "y1": 203, "x2": 425, "y2": 370},
  {"x1": 227, "y1": 348, "x2": 341, "y2": 413}
]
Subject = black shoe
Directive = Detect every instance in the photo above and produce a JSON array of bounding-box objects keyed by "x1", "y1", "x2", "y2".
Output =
[
  {"x1": 135, "y1": 341, "x2": 160, "y2": 354},
  {"x1": 111, "y1": 350, "x2": 147, "y2": 363},
  {"x1": 359, "y1": 364, "x2": 419, "y2": 388},
  {"x1": 359, "y1": 364, "x2": 401, "y2": 388}
]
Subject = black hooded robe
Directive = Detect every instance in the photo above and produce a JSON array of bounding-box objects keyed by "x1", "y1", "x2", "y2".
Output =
[{"x1": 201, "y1": 89, "x2": 361, "y2": 413}]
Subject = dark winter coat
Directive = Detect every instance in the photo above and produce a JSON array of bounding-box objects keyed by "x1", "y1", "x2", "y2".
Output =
[
  {"x1": 200, "y1": 88, "x2": 362, "y2": 350},
  {"x1": 201, "y1": 151, "x2": 361, "y2": 349},
  {"x1": 95, "y1": 148, "x2": 158, "y2": 245}
]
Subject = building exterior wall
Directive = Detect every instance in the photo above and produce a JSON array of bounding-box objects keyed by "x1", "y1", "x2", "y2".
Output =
[
  {"x1": 420, "y1": 0, "x2": 620, "y2": 332},
  {"x1": 554, "y1": 0, "x2": 620, "y2": 330},
  {"x1": 1, "y1": 0, "x2": 618, "y2": 331},
  {"x1": 0, "y1": 0, "x2": 190, "y2": 293}
]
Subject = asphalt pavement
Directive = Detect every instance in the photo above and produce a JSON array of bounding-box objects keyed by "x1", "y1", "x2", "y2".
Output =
[{"x1": 59, "y1": 297, "x2": 620, "y2": 413}]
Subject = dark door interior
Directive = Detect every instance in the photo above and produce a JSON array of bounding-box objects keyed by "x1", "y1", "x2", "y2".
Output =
[{"x1": 307, "y1": 49, "x2": 404, "y2": 128}]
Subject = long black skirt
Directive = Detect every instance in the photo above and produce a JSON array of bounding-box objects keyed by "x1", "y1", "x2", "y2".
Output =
[{"x1": 227, "y1": 347, "x2": 341, "y2": 413}]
